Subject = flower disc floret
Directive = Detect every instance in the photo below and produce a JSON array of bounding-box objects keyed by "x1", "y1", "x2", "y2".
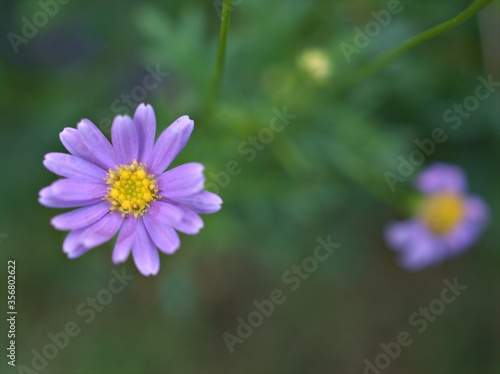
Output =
[
  {"x1": 106, "y1": 160, "x2": 159, "y2": 217},
  {"x1": 418, "y1": 192, "x2": 465, "y2": 235}
]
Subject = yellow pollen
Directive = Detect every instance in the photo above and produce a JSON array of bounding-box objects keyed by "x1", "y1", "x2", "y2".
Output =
[
  {"x1": 418, "y1": 192, "x2": 465, "y2": 235},
  {"x1": 105, "y1": 160, "x2": 159, "y2": 217}
]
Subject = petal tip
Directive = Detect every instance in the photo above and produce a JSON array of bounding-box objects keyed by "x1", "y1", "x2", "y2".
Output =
[{"x1": 137, "y1": 265, "x2": 159, "y2": 277}]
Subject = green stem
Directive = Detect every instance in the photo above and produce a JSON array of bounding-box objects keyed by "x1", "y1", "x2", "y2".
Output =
[
  {"x1": 324, "y1": 0, "x2": 492, "y2": 214},
  {"x1": 334, "y1": 0, "x2": 493, "y2": 96},
  {"x1": 205, "y1": 0, "x2": 232, "y2": 116}
]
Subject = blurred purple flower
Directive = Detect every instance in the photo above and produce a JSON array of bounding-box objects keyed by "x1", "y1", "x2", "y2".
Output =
[
  {"x1": 385, "y1": 163, "x2": 489, "y2": 271},
  {"x1": 39, "y1": 103, "x2": 222, "y2": 276}
]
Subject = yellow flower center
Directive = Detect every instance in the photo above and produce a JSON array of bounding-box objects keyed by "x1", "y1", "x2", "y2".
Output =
[
  {"x1": 105, "y1": 160, "x2": 159, "y2": 217},
  {"x1": 418, "y1": 192, "x2": 465, "y2": 235}
]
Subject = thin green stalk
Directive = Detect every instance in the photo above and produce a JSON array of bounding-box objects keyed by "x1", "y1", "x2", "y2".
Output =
[
  {"x1": 322, "y1": 0, "x2": 493, "y2": 213},
  {"x1": 205, "y1": 0, "x2": 232, "y2": 116},
  {"x1": 334, "y1": 0, "x2": 493, "y2": 96}
]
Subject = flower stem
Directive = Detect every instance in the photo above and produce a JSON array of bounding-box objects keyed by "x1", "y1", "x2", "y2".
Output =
[
  {"x1": 334, "y1": 0, "x2": 493, "y2": 96},
  {"x1": 323, "y1": 0, "x2": 493, "y2": 214},
  {"x1": 205, "y1": 0, "x2": 233, "y2": 117}
]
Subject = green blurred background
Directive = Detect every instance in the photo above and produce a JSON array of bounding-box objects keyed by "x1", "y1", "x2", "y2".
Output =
[{"x1": 1, "y1": 0, "x2": 499, "y2": 373}]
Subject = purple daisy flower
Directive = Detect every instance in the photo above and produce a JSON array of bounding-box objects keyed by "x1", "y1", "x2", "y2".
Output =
[
  {"x1": 385, "y1": 162, "x2": 489, "y2": 271},
  {"x1": 39, "y1": 103, "x2": 222, "y2": 276}
]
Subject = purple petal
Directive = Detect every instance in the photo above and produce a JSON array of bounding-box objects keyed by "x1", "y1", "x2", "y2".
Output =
[
  {"x1": 168, "y1": 191, "x2": 222, "y2": 214},
  {"x1": 147, "y1": 115, "x2": 194, "y2": 175},
  {"x1": 50, "y1": 201, "x2": 111, "y2": 230},
  {"x1": 80, "y1": 213, "x2": 123, "y2": 250},
  {"x1": 112, "y1": 218, "x2": 137, "y2": 264},
  {"x1": 143, "y1": 207, "x2": 181, "y2": 255},
  {"x1": 464, "y1": 196, "x2": 490, "y2": 225},
  {"x1": 77, "y1": 119, "x2": 117, "y2": 169},
  {"x1": 151, "y1": 200, "x2": 203, "y2": 234},
  {"x1": 399, "y1": 232, "x2": 443, "y2": 271},
  {"x1": 441, "y1": 196, "x2": 490, "y2": 254},
  {"x1": 111, "y1": 115, "x2": 139, "y2": 165},
  {"x1": 416, "y1": 163, "x2": 467, "y2": 194},
  {"x1": 133, "y1": 104, "x2": 156, "y2": 163},
  {"x1": 39, "y1": 180, "x2": 107, "y2": 208},
  {"x1": 157, "y1": 163, "x2": 205, "y2": 198},
  {"x1": 385, "y1": 220, "x2": 445, "y2": 271},
  {"x1": 43, "y1": 153, "x2": 107, "y2": 180},
  {"x1": 442, "y1": 223, "x2": 480, "y2": 255},
  {"x1": 384, "y1": 220, "x2": 419, "y2": 251},
  {"x1": 60, "y1": 128, "x2": 107, "y2": 169},
  {"x1": 147, "y1": 200, "x2": 183, "y2": 225},
  {"x1": 40, "y1": 179, "x2": 106, "y2": 201},
  {"x1": 67, "y1": 245, "x2": 91, "y2": 259},
  {"x1": 132, "y1": 218, "x2": 160, "y2": 276},
  {"x1": 170, "y1": 206, "x2": 204, "y2": 235},
  {"x1": 63, "y1": 212, "x2": 123, "y2": 257},
  {"x1": 38, "y1": 195, "x2": 103, "y2": 209},
  {"x1": 62, "y1": 229, "x2": 86, "y2": 256}
]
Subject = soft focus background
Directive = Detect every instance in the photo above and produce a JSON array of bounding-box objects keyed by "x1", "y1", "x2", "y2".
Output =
[{"x1": 1, "y1": 0, "x2": 499, "y2": 373}]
